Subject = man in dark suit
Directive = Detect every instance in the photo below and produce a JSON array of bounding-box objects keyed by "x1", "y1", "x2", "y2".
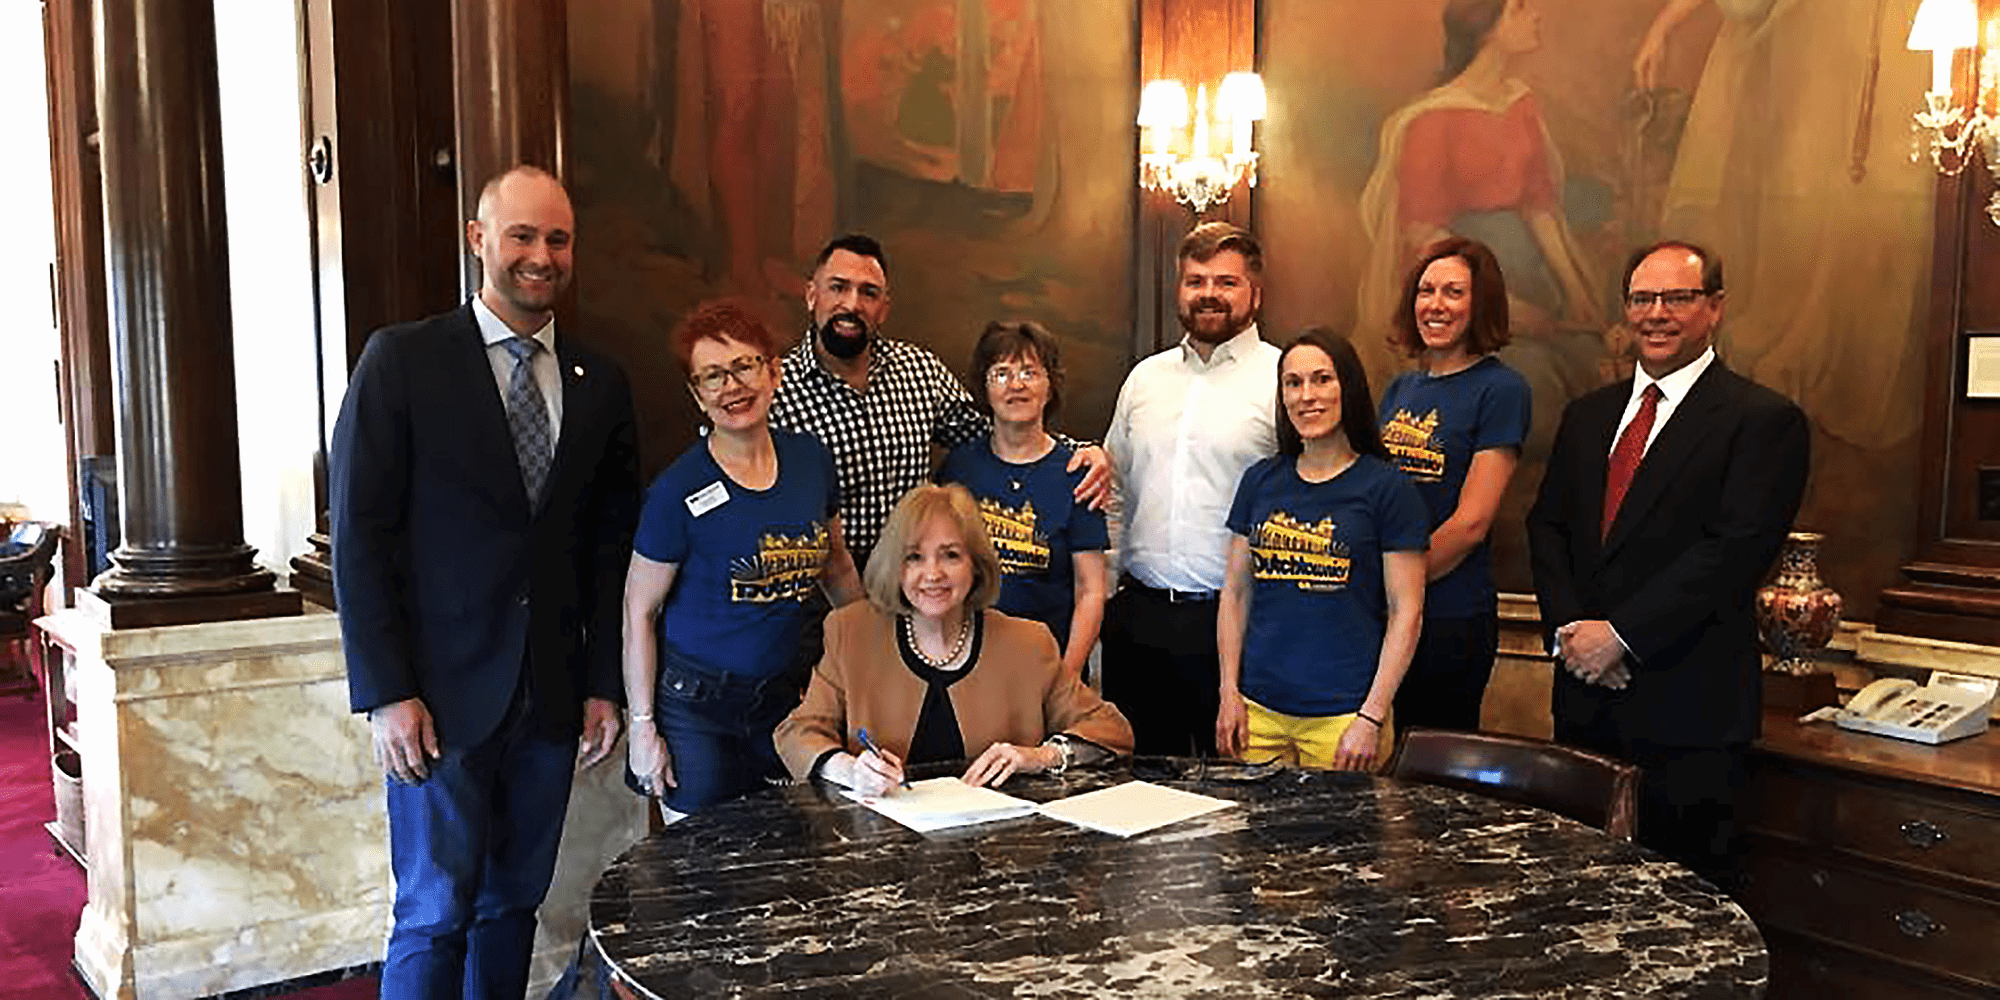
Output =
[
  {"x1": 1528, "y1": 241, "x2": 1807, "y2": 887},
  {"x1": 331, "y1": 165, "x2": 638, "y2": 999}
]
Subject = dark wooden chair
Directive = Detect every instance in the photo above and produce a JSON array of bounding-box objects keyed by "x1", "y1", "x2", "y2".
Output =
[
  {"x1": 1388, "y1": 727, "x2": 1639, "y2": 840},
  {"x1": 0, "y1": 521, "x2": 60, "y2": 697}
]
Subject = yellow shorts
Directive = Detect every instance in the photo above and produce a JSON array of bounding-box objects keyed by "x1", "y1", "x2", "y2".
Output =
[{"x1": 1243, "y1": 697, "x2": 1393, "y2": 771}]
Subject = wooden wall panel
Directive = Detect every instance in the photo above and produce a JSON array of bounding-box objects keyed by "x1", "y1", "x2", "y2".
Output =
[
  {"x1": 42, "y1": 0, "x2": 112, "y2": 592},
  {"x1": 1878, "y1": 2, "x2": 2000, "y2": 642}
]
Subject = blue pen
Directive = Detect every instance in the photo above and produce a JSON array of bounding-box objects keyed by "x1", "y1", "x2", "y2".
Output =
[{"x1": 855, "y1": 728, "x2": 911, "y2": 789}]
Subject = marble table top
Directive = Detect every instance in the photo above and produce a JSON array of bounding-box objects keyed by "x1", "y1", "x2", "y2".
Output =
[{"x1": 591, "y1": 759, "x2": 1767, "y2": 998}]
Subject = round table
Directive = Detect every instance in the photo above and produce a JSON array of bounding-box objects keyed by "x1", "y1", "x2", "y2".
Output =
[{"x1": 591, "y1": 760, "x2": 1767, "y2": 998}]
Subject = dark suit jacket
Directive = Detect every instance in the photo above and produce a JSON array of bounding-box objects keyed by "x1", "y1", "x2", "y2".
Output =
[
  {"x1": 330, "y1": 304, "x2": 639, "y2": 749},
  {"x1": 1527, "y1": 359, "x2": 1807, "y2": 750}
]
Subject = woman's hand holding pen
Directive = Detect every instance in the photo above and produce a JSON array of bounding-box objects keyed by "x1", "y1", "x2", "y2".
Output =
[
  {"x1": 851, "y1": 745, "x2": 905, "y2": 797},
  {"x1": 849, "y1": 729, "x2": 907, "y2": 797}
]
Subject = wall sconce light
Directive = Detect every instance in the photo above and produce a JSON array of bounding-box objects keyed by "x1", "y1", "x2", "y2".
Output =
[
  {"x1": 1138, "y1": 71, "x2": 1265, "y2": 214},
  {"x1": 1908, "y1": 0, "x2": 2000, "y2": 222}
]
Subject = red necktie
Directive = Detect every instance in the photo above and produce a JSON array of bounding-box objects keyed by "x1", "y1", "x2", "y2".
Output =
[{"x1": 1602, "y1": 384, "x2": 1663, "y2": 540}]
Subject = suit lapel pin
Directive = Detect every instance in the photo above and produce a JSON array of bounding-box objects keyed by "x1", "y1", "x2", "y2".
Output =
[{"x1": 572, "y1": 364, "x2": 585, "y2": 378}]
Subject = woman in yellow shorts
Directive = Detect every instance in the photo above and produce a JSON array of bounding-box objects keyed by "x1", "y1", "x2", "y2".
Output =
[{"x1": 1214, "y1": 329, "x2": 1429, "y2": 770}]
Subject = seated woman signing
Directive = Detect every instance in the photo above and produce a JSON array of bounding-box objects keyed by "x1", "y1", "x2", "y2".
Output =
[{"x1": 775, "y1": 484, "x2": 1133, "y2": 796}]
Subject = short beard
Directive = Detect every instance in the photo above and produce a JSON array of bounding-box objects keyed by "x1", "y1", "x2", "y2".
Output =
[
  {"x1": 816, "y1": 312, "x2": 872, "y2": 360},
  {"x1": 1180, "y1": 302, "x2": 1248, "y2": 344}
]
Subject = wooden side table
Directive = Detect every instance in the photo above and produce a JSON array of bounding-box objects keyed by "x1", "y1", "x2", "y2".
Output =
[{"x1": 34, "y1": 618, "x2": 85, "y2": 867}]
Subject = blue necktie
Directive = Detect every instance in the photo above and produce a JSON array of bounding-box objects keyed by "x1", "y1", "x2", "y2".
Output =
[{"x1": 499, "y1": 336, "x2": 553, "y2": 505}]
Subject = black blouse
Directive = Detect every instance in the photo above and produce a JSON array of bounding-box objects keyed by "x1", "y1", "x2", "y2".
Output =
[{"x1": 897, "y1": 613, "x2": 986, "y2": 766}]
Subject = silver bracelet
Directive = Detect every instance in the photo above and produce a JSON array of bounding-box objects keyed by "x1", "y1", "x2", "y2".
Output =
[
  {"x1": 629, "y1": 712, "x2": 653, "y2": 722},
  {"x1": 1044, "y1": 734, "x2": 1076, "y2": 776}
]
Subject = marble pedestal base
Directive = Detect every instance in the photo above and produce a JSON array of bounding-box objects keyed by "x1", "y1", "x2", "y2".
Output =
[{"x1": 37, "y1": 607, "x2": 645, "y2": 1000}]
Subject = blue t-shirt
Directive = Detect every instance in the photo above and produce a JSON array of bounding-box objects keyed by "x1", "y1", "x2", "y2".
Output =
[
  {"x1": 1226, "y1": 453, "x2": 1430, "y2": 718},
  {"x1": 937, "y1": 439, "x2": 1109, "y2": 648},
  {"x1": 634, "y1": 428, "x2": 841, "y2": 681},
  {"x1": 1377, "y1": 356, "x2": 1530, "y2": 618}
]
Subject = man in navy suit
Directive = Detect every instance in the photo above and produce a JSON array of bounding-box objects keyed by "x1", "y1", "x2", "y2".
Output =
[
  {"x1": 1528, "y1": 241, "x2": 1807, "y2": 889},
  {"x1": 331, "y1": 165, "x2": 638, "y2": 999}
]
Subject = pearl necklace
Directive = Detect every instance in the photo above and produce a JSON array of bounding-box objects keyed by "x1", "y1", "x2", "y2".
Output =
[{"x1": 903, "y1": 612, "x2": 971, "y2": 668}]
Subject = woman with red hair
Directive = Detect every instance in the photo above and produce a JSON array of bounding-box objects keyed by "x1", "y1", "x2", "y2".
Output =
[{"x1": 621, "y1": 299, "x2": 861, "y2": 815}]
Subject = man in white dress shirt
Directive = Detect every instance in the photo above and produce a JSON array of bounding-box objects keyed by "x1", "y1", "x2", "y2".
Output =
[{"x1": 1102, "y1": 222, "x2": 1279, "y2": 756}]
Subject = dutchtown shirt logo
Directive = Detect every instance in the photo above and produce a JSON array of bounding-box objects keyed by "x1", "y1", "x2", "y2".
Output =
[
  {"x1": 1382, "y1": 408, "x2": 1446, "y2": 482},
  {"x1": 1249, "y1": 511, "x2": 1349, "y2": 592},
  {"x1": 729, "y1": 524, "x2": 831, "y2": 603},
  {"x1": 978, "y1": 498, "x2": 1052, "y2": 575}
]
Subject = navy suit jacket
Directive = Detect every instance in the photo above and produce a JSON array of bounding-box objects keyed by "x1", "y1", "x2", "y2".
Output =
[
  {"x1": 330, "y1": 304, "x2": 639, "y2": 749},
  {"x1": 1527, "y1": 359, "x2": 1808, "y2": 750}
]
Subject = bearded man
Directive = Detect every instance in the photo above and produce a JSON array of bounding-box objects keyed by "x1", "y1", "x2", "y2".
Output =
[
  {"x1": 1101, "y1": 222, "x2": 1279, "y2": 756},
  {"x1": 769, "y1": 233, "x2": 1109, "y2": 571}
]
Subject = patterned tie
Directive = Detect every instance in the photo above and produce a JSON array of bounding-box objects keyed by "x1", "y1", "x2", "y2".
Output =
[
  {"x1": 499, "y1": 336, "x2": 553, "y2": 505},
  {"x1": 1602, "y1": 383, "x2": 1663, "y2": 540}
]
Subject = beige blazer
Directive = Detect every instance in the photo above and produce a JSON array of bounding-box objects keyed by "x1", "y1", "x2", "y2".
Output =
[{"x1": 775, "y1": 604, "x2": 1134, "y2": 780}]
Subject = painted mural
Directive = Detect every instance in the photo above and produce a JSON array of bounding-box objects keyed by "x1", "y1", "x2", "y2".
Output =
[
  {"x1": 567, "y1": 0, "x2": 1137, "y2": 472},
  {"x1": 1263, "y1": 0, "x2": 1932, "y2": 615}
]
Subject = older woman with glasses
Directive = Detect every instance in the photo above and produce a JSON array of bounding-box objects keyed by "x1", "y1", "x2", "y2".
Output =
[
  {"x1": 622, "y1": 300, "x2": 862, "y2": 814},
  {"x1": 776, "y1": 484, "x2": 1131, "y2": 796},
  {"x1": 936, "y1": 321, "x2": 1109, "y2": 678}
]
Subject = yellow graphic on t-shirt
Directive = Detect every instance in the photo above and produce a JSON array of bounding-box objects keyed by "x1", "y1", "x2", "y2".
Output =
[
  {"x1": 1382, "y1": 407, "x2": 1445, "y2": 482},
  {"x1": 978, "y1": 498, "x2": 1050, "y2": 575},
  {"x1": 1250, "y1": 511, "x2": 1349, "y2": 592},
  {"x1": 729, "y1": 523, "x2": 830, "y2": 603}
]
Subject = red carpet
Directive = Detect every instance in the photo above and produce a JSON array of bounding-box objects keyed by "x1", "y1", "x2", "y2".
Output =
[
  {"x1": 0, "y1": 685, "x2": 88, "y2": 1000},
  {"x1": 0, "y1": 685, "x2": 376, "y2": 999}
]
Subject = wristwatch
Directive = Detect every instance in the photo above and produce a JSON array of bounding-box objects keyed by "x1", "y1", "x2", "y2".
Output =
[{"x1": 1045, "y1": 734, "x2": 1076, "y2": 776}]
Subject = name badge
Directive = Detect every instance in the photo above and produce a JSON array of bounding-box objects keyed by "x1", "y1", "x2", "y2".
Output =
[{"x1": 685, "y1": 481, "x2": 729, "y2": 517}]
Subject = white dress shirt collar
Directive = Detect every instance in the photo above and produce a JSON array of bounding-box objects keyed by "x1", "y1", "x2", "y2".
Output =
[
  {"x1": 1178, "y1": 323, "x2": 1264, "y2": 369},
  {"x1": 1614, "y1": 346, "x2": 1715, "y2": 457},
  {"x1": 471, "y1": 294, "x2": 557, "y2": 353},
  {"x1": 1631, "y1": 345, "x2": 1714, "y2": 410}
]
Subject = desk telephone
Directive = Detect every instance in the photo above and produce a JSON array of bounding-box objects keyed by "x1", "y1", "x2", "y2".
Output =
[{"x1": 1805, "y1": 671, "x2": 1998, "y2": 745}]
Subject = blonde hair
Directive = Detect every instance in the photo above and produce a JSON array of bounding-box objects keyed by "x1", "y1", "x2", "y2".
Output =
[{"x1": 862, "y1": 484, "x2": 1004, "y2": 615}]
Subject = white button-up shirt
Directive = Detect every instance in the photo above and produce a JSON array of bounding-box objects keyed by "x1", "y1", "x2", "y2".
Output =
[{"x1": 1106, "y1": 324, "x2": 1279, "y2": 593}]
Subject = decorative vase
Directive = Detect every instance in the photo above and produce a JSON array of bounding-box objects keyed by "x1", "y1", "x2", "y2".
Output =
[{"x1": 1756, "y1": 531, "x2": 1844, "y2": 676}]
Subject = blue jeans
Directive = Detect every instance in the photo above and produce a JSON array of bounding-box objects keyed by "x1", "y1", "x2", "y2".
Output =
[
  {"x1": 637, "y1": 649, "x2": 793, "y2": 814},
  {"x1": 381, "y1": 691, "x2": 576, "y2": 1000}
]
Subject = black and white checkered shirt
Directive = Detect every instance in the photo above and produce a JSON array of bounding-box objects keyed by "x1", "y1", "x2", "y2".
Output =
[{"x1": 771, "y1": 337, "x2": 984, "y2": 563}]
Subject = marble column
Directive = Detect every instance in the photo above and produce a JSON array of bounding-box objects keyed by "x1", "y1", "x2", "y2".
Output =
[{"x1": 90, "y1": 0, "x2": 297, "y2": 625}]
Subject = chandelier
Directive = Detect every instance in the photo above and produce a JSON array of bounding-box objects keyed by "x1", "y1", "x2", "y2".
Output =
[
  {"x1": 1137, "y1": 72, "x2": 1266, "y2": 214},
  {"x1": 1909, "y1": 0, "x2": 2000, "y2": 222}
]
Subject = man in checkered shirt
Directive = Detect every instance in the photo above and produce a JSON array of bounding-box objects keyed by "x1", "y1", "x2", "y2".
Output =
[{"x1": 770, "y1": 234, "x2": 1110, "y2": 572}]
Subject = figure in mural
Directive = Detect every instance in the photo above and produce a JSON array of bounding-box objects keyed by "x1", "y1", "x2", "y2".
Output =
[
  {"x1": 1355, "y1": 0, "x2": 1604, "y2": 386},
  {"x1": 842, "y1": 0, "x2": 1044, "y2": 194},
  {"x1": 668, "y1": 0, "x2": 839, "y2": 302},
  {"x1": 1635, "y1": 0, "x2": 1931, "y2": 449}
]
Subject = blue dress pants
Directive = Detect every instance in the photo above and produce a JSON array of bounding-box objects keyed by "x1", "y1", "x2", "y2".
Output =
[{"x1": 380, "y1": 690, "x2": 576, "y2": 1000}]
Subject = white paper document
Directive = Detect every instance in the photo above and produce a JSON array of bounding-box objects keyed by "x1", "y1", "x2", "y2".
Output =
[
  {"x1": 1034, "y1": 780, "x2": 1236, "y2": 838},
  {"x1": 842, "y1": 776, "x2": 1039, "y2": 833}
]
